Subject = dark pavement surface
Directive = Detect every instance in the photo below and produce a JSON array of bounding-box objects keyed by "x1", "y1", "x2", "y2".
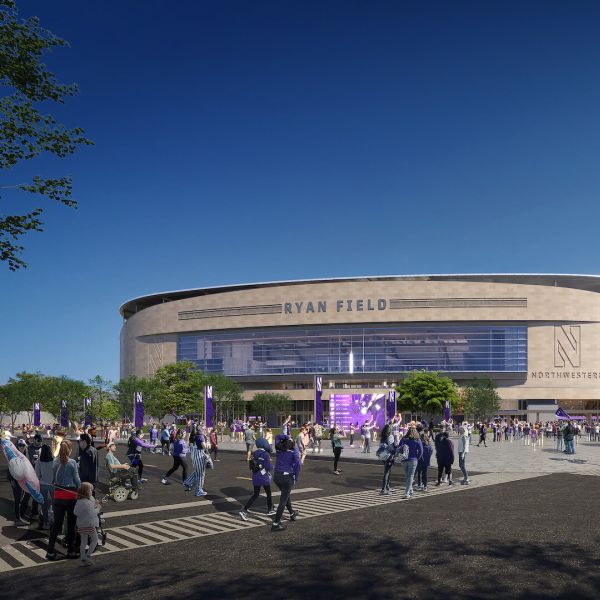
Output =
[{"x1": 2, "y1": 450, "x2": 599, "y2": 598}]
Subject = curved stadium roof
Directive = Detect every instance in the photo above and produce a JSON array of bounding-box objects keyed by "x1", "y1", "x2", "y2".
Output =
[{"x1": 120, "y1": 273, "x2": 600, "y2": 319}]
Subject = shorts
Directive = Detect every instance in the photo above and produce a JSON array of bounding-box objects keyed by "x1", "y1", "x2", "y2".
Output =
[{"x1": 246, "y1": 443, "x2": 254, "y2": 452}]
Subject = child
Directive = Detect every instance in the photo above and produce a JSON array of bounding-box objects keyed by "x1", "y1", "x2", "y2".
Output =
[{"x1": 73, "y1": 482, "x2": 100, "y2": 566}]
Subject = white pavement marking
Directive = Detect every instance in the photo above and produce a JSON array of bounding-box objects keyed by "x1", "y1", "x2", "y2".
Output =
[
  {"x1": 0, "y1": 471, "x2": 543, "y2": 573},
  {"x1": 102, "y1": 487, "x2": 322, "y2": 519}
]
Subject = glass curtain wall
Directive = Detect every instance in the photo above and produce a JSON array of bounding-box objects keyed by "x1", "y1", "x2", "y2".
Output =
[{"x1": 177, "y1": 324, "x2": 527, "y2": 376}]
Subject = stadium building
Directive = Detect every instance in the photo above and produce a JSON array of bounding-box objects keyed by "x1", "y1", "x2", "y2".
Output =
[{"x1": 120, "y1": 274, "x2": 600, "y2": 424}]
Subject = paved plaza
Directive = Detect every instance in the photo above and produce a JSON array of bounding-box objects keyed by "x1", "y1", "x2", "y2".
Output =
[{"x1": 1, "y1": 437, "x2": 600, "y2": 598}]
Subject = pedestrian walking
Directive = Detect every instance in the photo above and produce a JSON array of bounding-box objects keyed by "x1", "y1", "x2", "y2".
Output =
[
  {"x1": 183, "y1": 429, "x2": 210, "y2": 496},
  {"x1": 416, "y1": 431, "x2": 433, "y2": 491},
  {"x1": 73, "y1": 482, "x2": 100, "y2": 566},
  {"x1": 46, "y1": 440, "x2": 80, "y2": 561},
  {"x1": 239, "y1": 438, "x2": 275, "y2": 520},
  {"x1": 331, "y1": 425, "x2": 345, "y2": 474},
  {"x1": 271, "y1": 434, "x2": 301, "y2": 532},
  {"x1": 435, "y1": 431, "x2": 455, "y2": 486},
  {"x1": 161, "y1": 430, "x2": 188, "y2": 485},
  {"x1": 377, "y1": 425, "x2": 396, "y2": 494},
  {"x1": 457, "y1": 425, "x2": 470, "y2": 485},
  {"x1": 398, "y1": 426, "x2": 423, "y2": 499}
]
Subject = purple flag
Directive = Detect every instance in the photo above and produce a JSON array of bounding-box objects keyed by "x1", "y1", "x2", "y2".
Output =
[
  {"x1": 60, "y1": 400, "x2": 69, "y2": 428},
  {"x1": 444, "y1": 400, "x2": 451, "y2": 421},
  {"x1": 134, "y1": 391, "x2": 144, "y2": 428},
  {"x1": 205, "y1": 385, "x2": 214, "y2": 427},
  {"x1": 84, "y1": 397, "x2": 92, "y2": 427},
  {"x1": 387, "y1": 390, "x2": 396, "y2": 421},
  {"x1": 555, "y1": 407, "x2": 571, "y2": 420},
  {"x1": 314, "y1": 376, "x2": 323, "y2": 425},
  {"x1": 33, "y1": 402, "x2": 41, "y2": 427}
]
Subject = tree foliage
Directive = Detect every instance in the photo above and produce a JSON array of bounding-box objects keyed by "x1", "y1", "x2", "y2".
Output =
[
  {"x1": 205, "y1": 373, "x2": 244, "y2": 422},
  {"x1": 151, "y1": 361, "x2": 206, "y2": 417},
  {"x1": 395, "y1": 371, "x2": 459, "y2": 416},
  {"x1": 0, "y1": 0, "x2": 93, "y2": 270},
  {"x1": 462, "y1": 378, "x2": 502, "y2": 421},
  {"x1": 251, "y1": 392, "x2": 292, "y2": 422}
]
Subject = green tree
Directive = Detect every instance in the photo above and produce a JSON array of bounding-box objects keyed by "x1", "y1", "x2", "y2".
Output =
[
  {"x1": 114, "y1": 375, "x2": 162, "y2": 421},
  {"x1": 151, "y1": 361, "x2": 205, "y2": 417},
  {"x1": 462, "y1": 378, "x2": 502, "y2": 421},
  {"x1": 396, "y1": 370, "x2": 459, "y2": 416},
  {"x1": 43, "y1": 375, "x2": 89, "y2": 422},
  {"x1": 0, "y1": 0, "x2": 93, "y2": 270},
  {"x1": 1, "y1": 371, "x2": 47, "y2": 425},
  {"x1": 205, "y1": 373, "x2": 244, "y2": 422},
  {"x1": 251, "y1": 392, "x2": 293, "y2": 422}
]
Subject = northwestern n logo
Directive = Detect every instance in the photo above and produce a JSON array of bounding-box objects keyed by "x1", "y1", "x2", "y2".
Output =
[
  {"x1": 554, "y1": 325, "x2": 581, "y2": 368},
  {"x1": 315, "y1": 377, "x2": 322, "y2": 393}
]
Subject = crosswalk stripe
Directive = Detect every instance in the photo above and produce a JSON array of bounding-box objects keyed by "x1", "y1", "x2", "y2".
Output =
[
  {"x1": 2, "y1": 544, "x2": 37, "y2": 567},
  {"x1": 0, "y1": 472, "x2": 544, "y2": 572},
  {"x1": 110, "y1": 528, "x2": 157, "y2": 545}
]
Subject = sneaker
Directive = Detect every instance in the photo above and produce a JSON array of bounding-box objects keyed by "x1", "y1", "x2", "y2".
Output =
[
  {"x1": 239, "y1": 511, "x2": 248, "y2": 521},
  {"x1": 161, "y1": 478, "x2": 169, "y2": 485},
  {"x1": 448, "y1": 480, "x2": 453, "y2": 486},
  {"x1": 379, "y1": 490, "x2": 390, "y2": 496},
  {"x1": 289, "y1": 510, "x2": 299, "y2": 521},
  {"x1": 195, "y1": 490, "x2": 208, "y2": 497},
  {"x1": 402, "y1": 494, "x2": 410, "y2": 499},
  {"x1": 267, "y1": 509, "x2": 276, "y2": 516},
  {"x1": 422, "y1": 486, "x2": 428, "y2": 492},
  {"x1": 435, "y1": 482, "x2": 441, "y2": 486},
  {"x1": 416, "y1": 484, "x2": 423, "y2": 491},
  {"x1": 333, "y1": 470, "x2": 341, "y2": 475},
  {"x1": 45, "y1": 552, "x2": 60, "y2": 561},
  {"x1": 183, "y1": 485, "x2": 191, "y2": 491},
  {"x1": 271, "y1": 522, "x2": 286, "y2": 532},
  {"x1": 139, "y1": 478, "x2": 148, "y2": 483},
  {"x1": 461, "y1": 480, "x2": 470, "y2": 485}
]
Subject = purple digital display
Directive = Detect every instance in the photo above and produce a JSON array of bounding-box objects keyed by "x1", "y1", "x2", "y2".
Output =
[{"x1": 329, "y1": 393, "x2": 386, "y2": 430}]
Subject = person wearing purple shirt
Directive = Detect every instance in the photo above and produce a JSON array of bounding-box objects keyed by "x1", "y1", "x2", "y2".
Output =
[
  {"x1": 239, "y1": 438, "x2": 274, "y2": 520},
  {"x1": 271, "y1": 434, "x2": 301, "y2": 532},
  {"x1": 399, "y1": 427, "x2": 423, "y2": 499}
]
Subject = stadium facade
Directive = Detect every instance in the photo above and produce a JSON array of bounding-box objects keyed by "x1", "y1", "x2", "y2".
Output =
[{"x1": 120, "y1": 274, "x2": 600, "y2": 424}]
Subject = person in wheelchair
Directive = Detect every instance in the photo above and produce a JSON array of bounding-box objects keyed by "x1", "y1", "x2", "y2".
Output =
[{"x1": 105, "y1": 442, "x2": 139, "y2": 490}]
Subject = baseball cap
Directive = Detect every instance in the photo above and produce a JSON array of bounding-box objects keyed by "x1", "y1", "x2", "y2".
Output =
[{"x1": 17, "y1": 439, "x2": 27, "y2": 446}]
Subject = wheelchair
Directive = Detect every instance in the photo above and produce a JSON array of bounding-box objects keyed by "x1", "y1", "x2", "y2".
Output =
[{"x1": 102, "y1": 469, "x2": 140, "y2": 504}]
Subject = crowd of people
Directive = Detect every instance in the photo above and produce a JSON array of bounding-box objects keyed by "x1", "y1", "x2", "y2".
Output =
[{"x1": 1, "y1": 412, "x2": 598, "y2": 561}]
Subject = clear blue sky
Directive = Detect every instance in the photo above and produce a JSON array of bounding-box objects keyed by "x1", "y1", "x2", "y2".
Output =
[{"x1": 2, "y1": 0, "x2": 600, "y2": 384}]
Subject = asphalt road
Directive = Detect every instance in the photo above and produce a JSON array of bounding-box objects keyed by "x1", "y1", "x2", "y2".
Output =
[{"x1": 1, "y1": 450, "x2": 599, "y2": 599}]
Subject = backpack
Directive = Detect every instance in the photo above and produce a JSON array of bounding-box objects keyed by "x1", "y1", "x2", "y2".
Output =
[
  {"x1": 376, "y1": 442, "x2": 391, "y2": 461},
  {"x1": 249, "y1": 455, "x2": 263, "y2": 473}
]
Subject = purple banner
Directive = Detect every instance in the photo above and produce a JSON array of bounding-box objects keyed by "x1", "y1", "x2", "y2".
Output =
[
  {"x1": 84, "y1": 397, "x2": 92, "y2": 427},
  {"x1": 387, "y1": 390, "x2": 396, "y2": 421},
  {"x1": 314, "y1": 376, "x2": 323, "y2": 425},
  {"x1": 60, "y1": 400, "x2": 69, "y2": 428},
  {"x1": 33, "y1": 402, "x2": 41, "y2": 427},
  {"x1": 134, "y1": 391, "x2": 144, "y2": 428},
  {"x1": 330, "y1": 393, "x2": 386, "y2": 431},
  {"x1": 444, "y1": 400, "x2": 451, "y2": 421},
  {"x1": 205, "y1": 385, "x2": 214, "y2": 428}
]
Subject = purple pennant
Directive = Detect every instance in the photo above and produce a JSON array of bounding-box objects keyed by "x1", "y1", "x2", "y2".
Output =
[
  {"x1": 60, "y1": 400, "x2": 69, "y2": 428},
  {"x1": 84, "y1": 397, "x2": 92, "y2": 427},
  {"x1": 205, "y1": 385, "x2": 214, "y2": 427},
  {"x1": 134, "y1": 391, "x2": 144, "y2": 428},
  {"x1": 314, "y1": 376, "x2": 323, "y2": 425},
  {"x1": 387, "y1": 390, "x2": 396, "y2": 421},
  {"x1": 444, "y1": 400, "x2": 451, "y2": 422}
]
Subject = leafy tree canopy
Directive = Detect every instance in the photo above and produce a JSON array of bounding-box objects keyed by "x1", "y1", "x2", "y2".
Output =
[
  {"x1": 0, "y1": 0, "x2": 93, "y2": 270},
  {"x1": 462, "y1": 377, "x2": 502, "y2": 422},
  {"x1": 395, "y1": 370, "x2": 459, "y2": 416}
]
